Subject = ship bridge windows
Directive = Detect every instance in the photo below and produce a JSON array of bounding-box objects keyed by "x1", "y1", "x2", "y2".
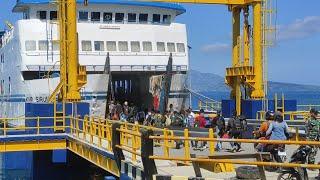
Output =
[
  {"x1": 103, "y1": 12, "x2": 113, "y2": 23},
  {"x1": 163, "y1": 15, "x2": 171, "y2": 24},
  {"x1": 143, "y1": 41, "x2": 152, "y2": 52},
  {"x1": 94, "y1": 41, "x2": 104, "y2": 51},
  {"x1": 177, "y1": 43, "x2": 186, "y2": 53},
  {"x1": 38, "y1": 40, "x2": 48, "y2": 51},
  {"x1": 91, "y1": 12, "x2": 101, "y2": 22},
  {"x1": 50, "y1": 11, "x2": 57, "y2": 20},
  {"x1": 36, "y1": 11, "x2": 47, "y2": 20},
  {"x1": 152, "y1": 14, "x2": 161, "y2": 24},
  {"x1": 139, "y1": 14, "x2": 148, "y2": 24},
  {"x1": 81, "y1": 41, "x2": 92, "y2": 51},
  {"x1": 79, "y1": 11, "x2": 89, "y2": 21},
  {"x1": 156, "y1": 42, "x2": 165, "y2": 52},
  {"x1": 167, "y1": 42, "x2": 176, "y2": 52},
  {"x1": 131, "y1": 41, "x2": 140, "y2": 52},
  {"x1": 106, "y1": 41, "x2": 117, "y2": 51},
  {"x1": 25, "y1": 40, "x2": 36, "y2": 51},
  {"x1": 118, "y1": 41, "x2": 128, "y2": 51},
  {"x1": 128, "y1": 13, "x2": 137, "y2": 23},
  {"x1": 115, "y1": 13, "x2": 125, "y2": 23}
]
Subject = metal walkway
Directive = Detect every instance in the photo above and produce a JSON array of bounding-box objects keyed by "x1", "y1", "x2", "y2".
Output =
[{"x1": 1, "y1": 117, "x2": 320, "y2": 180}]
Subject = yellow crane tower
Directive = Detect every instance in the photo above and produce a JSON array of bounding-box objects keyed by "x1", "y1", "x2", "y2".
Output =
[
  {"x1": 51, "y1": 0, "x2": 273, "y2": 116},
  {"x1": 48, "y1": 0, "x2": 87, "y2": 103},
  {"x1": 148, "y1": 0, "x2": 268, "y2": 115}
]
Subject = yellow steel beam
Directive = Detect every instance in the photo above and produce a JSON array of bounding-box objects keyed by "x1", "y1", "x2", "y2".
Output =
[
  {"x1": 251, "y1": 2, "x2": 264, "y2": 99},
  {"x1": 243, "y1": 6, "x2": 250, "y2": 66},
  {"x1": 0, "y1": 140, "x2": 66, "y2": 152},
  {"x1": 67, "y1": 139, "x2": 119, "y2": 177},
  {"x1": 140, "y1": 0, "x2": 260, "y2": 5},
  {"x1": 226, "y1": 66, "x2": 254, "y2": 77},
  {"x1": 231, "y1": 7, "x2": 241, "y2": 115},
  {"x1": 65, "y1": 0, "x2": 81, "y2": 101}
]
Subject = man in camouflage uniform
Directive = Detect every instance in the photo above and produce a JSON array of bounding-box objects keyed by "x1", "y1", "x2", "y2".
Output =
[{"x1": 306, "y1": 109, "x2": 319, "y2": 167}]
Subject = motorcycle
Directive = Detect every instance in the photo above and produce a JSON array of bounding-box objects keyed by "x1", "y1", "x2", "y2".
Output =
[{"x1": 277, "y1": 145, "x2": 312, "y2": 180}]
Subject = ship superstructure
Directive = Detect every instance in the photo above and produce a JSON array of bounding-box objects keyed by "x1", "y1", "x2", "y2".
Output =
[{"x1": 0, "y1": 0, "x2": 189, "y2": 118}]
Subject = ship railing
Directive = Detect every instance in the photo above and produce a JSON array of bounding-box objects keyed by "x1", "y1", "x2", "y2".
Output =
[{"x1": 25, "y1": 64, "x2": 188, "y2": 72}]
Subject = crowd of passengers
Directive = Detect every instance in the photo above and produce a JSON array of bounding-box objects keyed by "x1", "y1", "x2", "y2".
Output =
[{"x1": 108, "y1": 101, "x2": 320, "y2": 175}]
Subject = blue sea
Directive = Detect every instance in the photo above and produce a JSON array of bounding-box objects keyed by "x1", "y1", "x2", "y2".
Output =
[{"x1": 191, "y1": 91, "x2": 320, "y2": 111}]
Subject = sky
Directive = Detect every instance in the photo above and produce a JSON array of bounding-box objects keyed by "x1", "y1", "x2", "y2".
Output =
[{"x1": 1, "y1": 0, "x2": 320, "y2": 85}]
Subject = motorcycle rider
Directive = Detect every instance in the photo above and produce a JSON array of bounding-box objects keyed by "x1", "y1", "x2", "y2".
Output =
[
  {"x1": 266, "y1": 111, "x2": 289, "y2": 163},
  {"x1": 254, "y1": 111, "x2": 274, "y2": 152}
]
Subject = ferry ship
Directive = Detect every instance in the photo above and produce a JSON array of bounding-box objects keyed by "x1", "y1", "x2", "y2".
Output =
[{"x1": 0, "y1": 0, "x2": 189, "y2": 119}]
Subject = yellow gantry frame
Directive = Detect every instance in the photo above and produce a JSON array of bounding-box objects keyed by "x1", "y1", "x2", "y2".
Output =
[
  {"x1": 49, "y1": 0, "x2": 87, "y2": 102},
  {"x1": 143, "y1": 0, "x2": 265, "y2": 115},
  {"x1": 51, "y1": 0, "x2": 265, "y2": 113}
]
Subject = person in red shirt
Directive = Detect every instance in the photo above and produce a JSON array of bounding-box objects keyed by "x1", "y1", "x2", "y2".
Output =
[
  {"x1": 194, "y1": 109, "x2": 207, "y2": 150},
  {"x1": 195, "y1": 109, "x2": 206, "y2": 128}
]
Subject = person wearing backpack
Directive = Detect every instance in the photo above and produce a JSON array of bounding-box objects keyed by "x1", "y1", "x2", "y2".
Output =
[
  {"x1": 214, "y1": 111, "x2": 225, "y2": 151},
  {"x1": 227, "y1": 111, "x2": 247, "y2": 152}
]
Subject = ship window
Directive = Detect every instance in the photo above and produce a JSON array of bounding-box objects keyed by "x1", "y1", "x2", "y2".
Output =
[
  {"x1": 142, "y1": 41, "x2": 152, "y2": 52},
  {"x1": 52, "y1": 40, "x2": 60, "y2": 51},
  {"x1": 37, "y1": 11, "x2": 47, "y2": 20},
  {"x1": 115, "y1": 13, "x2": 124, "y2": 23},
  {"x1": 79, "y1": 11, "x2": 89, "y2": 21},
  {"x1": 94, "y1": 41, "x2": 104, "y2": 51},
  {"x1": 156, "y1": 42, "x2": 165, "y2": 52},
  {"x1": 50, "y1": 11, "x2": 57, "y2": 20},
  {"x1": 128, "y1": 13, "x2": 137, "y2": 23},
  {"x1": 39, "y1": 40, "x2": 48, "y2": 51},
  {"x1": 131, "y1": 41, "x2": 140, "y2": 52},
  {"x1": 152, "y1": 14, "x2": 160, "y2": 23},
  {"x1": 103, "y1": 12, "x2": 113, "y2": 23},
  {"x1": 167, "y1": 42, "x2": 176, "y2": 52},
  {"x1": 106, "y1": 41, "x2": 117, "y2": 51},
  {"x1": 118, "y1": 41, "x2": 128, "y2": 51},
  {"x1": 91, "y1": 12, "x2": 101, "y2": 22},
  {"x1": 163, "y1": 15, "x2": 171, "y2": 24},
  {"x1": 139, "y1": 14, "x2": 148, "y2": 23},
  {"x1": 25, "y1": 41, "x2": 36, "y2": 51},
  {"x1": 177, "y1": 43, "x2": 185, "y2": 53},
  {"x1": 81, "y1": 41, "x2": 92, "y2": 51}
]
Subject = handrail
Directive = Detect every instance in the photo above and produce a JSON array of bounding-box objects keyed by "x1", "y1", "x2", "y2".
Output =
[{"x1": 1, "y1": 115, "x2": 320, "y2": 172}]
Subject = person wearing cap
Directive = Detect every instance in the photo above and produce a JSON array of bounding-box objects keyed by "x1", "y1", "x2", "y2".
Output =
[
  {"x1": 254, "y1": 111, "x2": 274, "y2": 152},
  {"x1": 266, "y1": 111, "x2": 289, "y2": 163},
  {"x1": 305, "y1": 108, "x2": 320, "y2": 171}
]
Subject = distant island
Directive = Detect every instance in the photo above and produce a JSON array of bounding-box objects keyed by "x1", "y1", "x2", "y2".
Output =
[{"x1": 189, "y1": 70, "x2": 320, "y2": 92}]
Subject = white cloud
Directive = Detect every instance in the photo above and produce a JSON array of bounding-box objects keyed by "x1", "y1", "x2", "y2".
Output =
[
  {"x1": 200, "y1": 43, "x2": 230, "y2": 53},
  {"x1": 278, "y1": 16, "x2": 320, "y2": 41}
]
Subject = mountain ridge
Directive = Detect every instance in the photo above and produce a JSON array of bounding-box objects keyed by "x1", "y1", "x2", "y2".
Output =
[{"x1": 189, "y1": 70, "x2": 320, "y2": 92}]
